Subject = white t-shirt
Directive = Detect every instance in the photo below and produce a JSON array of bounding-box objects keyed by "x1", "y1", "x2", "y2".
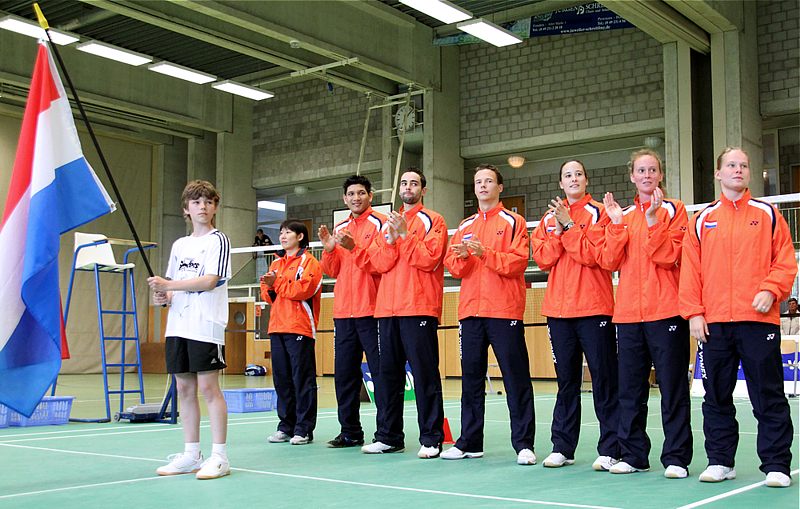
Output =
[{"x1": 164, "y1": 229, "x2": 231, "y2": 345}]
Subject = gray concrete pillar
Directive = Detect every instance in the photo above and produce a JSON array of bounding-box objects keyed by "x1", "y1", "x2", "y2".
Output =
[
  {"x1": 215, "y1": 97, "x2": 256, "y2": 274},
  {"x1": 663, "y1": 40, "x2": 695, "y2": 203},
  {"x1": 710, "y1": 2, "x2": 763, "y2": 195},
  {"x1": 422, "y1": 46, "x2": 463, "y2": 228}
]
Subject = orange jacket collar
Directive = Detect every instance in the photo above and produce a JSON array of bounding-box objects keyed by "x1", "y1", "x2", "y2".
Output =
[
  {"x1": 276, "y1": 247, "x2": 307, "y2": 259},
  {"x1": 350, "y1": 206, "x2": 375, "y2": 223},
  {"x1": 719, "y1": 188, "x2": 752, "y2": 208},
  {"x1": 475, "y1": 201, "x2": 505, "y2": 218},
  {"x1": 401, "y1": 202, "x2": 424, "y2": 217},
  {"x1": 566, "y1": 193, "x2": 593, "y2": 211},
  {"x1": 633, "y1": 194, "x2": 655, "y2": 212}
]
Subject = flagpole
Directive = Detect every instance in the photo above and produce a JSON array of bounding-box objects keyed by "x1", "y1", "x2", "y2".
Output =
[{"x1": 33, "y1": 3, "x2": 156, "y2": 278}]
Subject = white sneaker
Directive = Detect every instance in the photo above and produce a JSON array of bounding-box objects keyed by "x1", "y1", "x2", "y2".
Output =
[
  {"x1": 765, "y1": 471, "x2": 791, "y2": 488},
  {"x1": 699, "y1": 465, "x2": 736, "y2": 482},
  {"x1": 517, "y1": 448, "x2": 537, "y2": 465},
  {"x1": 664, "y1": 465, "x2": 688, "y2": 479},
  {"x1": 592, "y1": 455, "x2": 619, "y2": 471},
  {"x1": 418, "y1": 444, "x2": 441, "y2": 459},
  {"x1": 440, "y1": 447, "x2": 484, "y2": 460},
  {"x1": 268, "y1": 430, "x2": 291, "y2": 443},
  {"x1": 290, "y1": 435, "x2": 311, "y2": 445},
  {"x1": 609, "y1": 461, "x2": 649, "y2": 474},
  {"x1": 196, "y1": 454, "x2": 230, "y2": 480},
  {"x1": 361, "y1": 441, "x2": 404, "y2": 454},
  {"x1": 543, "y1": 452, "x2": 575, "y2": 468},
  {"x1": 156, "y1": 452, "x2": 204, "y2": 476}
]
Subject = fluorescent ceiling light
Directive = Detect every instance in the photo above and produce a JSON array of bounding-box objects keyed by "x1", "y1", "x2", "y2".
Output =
[
  {"x1": 147, "y1": 61, "x2": 216, "y2": 84},
  {"x1": 399, "y1": 0, "x2": 471, "y2": 24},
  {"x1": 76, "y1": 40, "x2": 152, "y2": 66},
  {"x1": 457, "y1": 18, "x2": 523, "y2": 47},
  {"x1": 212, "y1": 80, "x2": 274, "y2": 101},
  {"x1": 0, "y1": 15, "x2": 79, "y2": 45},
  {"x1": 258, "y1": 201, "x2": 285, "y2": 212}
]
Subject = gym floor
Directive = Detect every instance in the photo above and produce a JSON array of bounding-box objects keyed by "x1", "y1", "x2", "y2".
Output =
[{"x1": 0, "y1": 374, "x2": 797, "y2": 508}]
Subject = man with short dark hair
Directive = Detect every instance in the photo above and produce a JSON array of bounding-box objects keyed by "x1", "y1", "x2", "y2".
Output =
[
  {"x1": 318, "y1": 175, "x2": 386, "y2": 448},
  {"x1": 361, "y1": 168, "x2": 448, "y2": 459},
  {"x1": 442, "y1": 164, "x2": 536, "y2": 465}
]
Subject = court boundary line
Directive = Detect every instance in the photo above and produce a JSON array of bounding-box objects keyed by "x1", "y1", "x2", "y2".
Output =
[
  {"x1": 675, "y1": 469, "x2": 799, "y2": 508},
  {"x1": 0, "y1": 475, "x2": 170, "y2": 500},
  {"x1": 0, "y1": 442, "x2": 621, "y2": 508}
]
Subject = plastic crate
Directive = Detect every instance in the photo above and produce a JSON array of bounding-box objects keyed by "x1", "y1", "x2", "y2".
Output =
[
  {"x1": 0, "y1": 404, "x2": 8, "y2": 428},
  {"x1": 223, "y1": 388, "x2": 277, "y2": 413},
  {"x1": 8, "y1": 396, "x2": 74, "y2": 427}
]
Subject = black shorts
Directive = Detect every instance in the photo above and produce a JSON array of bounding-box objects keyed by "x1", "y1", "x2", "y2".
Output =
[{"x1": 165, "y1": 337, "x2": 227, "y2": 373}]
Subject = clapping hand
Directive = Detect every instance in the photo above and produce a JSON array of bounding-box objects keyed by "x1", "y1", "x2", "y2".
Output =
[
  {"x1": 260, "y1": 271, "x2": 277, "y2": 287},
  {"x1": 603, "y1": 192, "x2": 623, "y2": 224},
  {"x1": 318, "y1": 225, "x2": 335, "y2": 252}
]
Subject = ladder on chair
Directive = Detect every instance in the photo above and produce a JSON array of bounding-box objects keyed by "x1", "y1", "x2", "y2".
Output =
[{"x1": 63, "y1": 232, "x2": 156, "y2": 422}]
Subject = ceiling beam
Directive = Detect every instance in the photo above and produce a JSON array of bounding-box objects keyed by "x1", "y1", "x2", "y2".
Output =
[
  {"x1": 80, "y1": 0, "x2": 396, "y2": 95},
  {"x1": 599, "y1": 0, "x2": 710, "y2": 54},
  {"x1": 169, "y1": 0, "x2": 427, "y2": 89},
  {"x1": 664, "y1": 0, "x2": 737, "y2": 33}
]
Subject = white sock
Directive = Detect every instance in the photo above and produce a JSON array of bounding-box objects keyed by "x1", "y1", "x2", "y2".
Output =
[
  {"x1": 212, "y1": 443, "x2": 228, "y2": 459},
  {"x1": 184, "y1": 442, "x2": 201, "y2": 458}
]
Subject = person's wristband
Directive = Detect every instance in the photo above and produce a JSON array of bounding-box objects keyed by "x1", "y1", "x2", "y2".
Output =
[{"x1": 562, "y1": 221, "x2": 575, "y2": 231}]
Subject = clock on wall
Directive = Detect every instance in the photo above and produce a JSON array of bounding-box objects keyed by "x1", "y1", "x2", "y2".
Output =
[{"x1": 394, "y1": 104, "x2": 416, "y2": 133}]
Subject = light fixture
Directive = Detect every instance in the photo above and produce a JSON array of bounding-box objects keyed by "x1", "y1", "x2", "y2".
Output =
[
  {"x1": 398, "y1": 0, "x2": 472, "y2": 24},
  {"x1": 457, "y1": 18, "x2": 523, "y2": 47},
  {"x1": 508, "y1": 155, "x2": 526, "y2": 168},
  {"x1": 76, "y1": 40, "x2": 152, "y2": 66},
  {"x1": 212, "y1": 80, "x2": 274, "y2": 101},
  {"x1": 147, "y1": 61, "x2": 216, "y2": 84},
  {"x1": 0, "y1": 15, "x2": 79, "y2": 45},
  {"x1": 294, "y1": 185, "x2": 308, "y2": 195},
  {"x1": 643, "y1": 136, "x2": 663, "y2": 148},
  {"x1": 258, "y1": 200, "x2": 286, "y2": 212}
]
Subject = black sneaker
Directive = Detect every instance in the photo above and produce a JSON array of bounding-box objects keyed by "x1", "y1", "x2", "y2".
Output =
[{"x1": 327, "y1": 434, "x2": 365, "y2": 448}]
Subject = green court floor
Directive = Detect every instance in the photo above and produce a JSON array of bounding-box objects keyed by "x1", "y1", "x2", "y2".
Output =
[{"x1": 0, "y1": 375, "x2": 797, "y2": 508}]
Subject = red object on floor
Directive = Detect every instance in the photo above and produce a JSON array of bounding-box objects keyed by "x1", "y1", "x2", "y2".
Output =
[{"x1": 442, "y1": 417, "x2": 455, "y2": 444}]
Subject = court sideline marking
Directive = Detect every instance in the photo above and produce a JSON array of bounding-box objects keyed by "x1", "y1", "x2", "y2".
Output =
[
  {"x1": 675, "y1": 469, "x2": 799, "y2": 508},
  {"x1": 0, "y1": 442, "x2": 620, "y2": 509}
]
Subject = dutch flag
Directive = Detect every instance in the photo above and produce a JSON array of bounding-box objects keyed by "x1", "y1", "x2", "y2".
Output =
[{"x1": 0, "y1": 43, "x2": 115, "y2": 417}]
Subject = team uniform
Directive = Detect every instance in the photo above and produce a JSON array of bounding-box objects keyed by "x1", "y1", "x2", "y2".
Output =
[
  {"x1": 531, "y1": 194, "x2": 619, "y2": 462},
  {"x1": 368, "y1": 202, "x2": 448, "y2": 450},
  {"x1": 444, "y1": 203, "x2": 534, "y2": 455},
  {"x1": 321, "y1": 207, "x2": 386, "y2": 444},
  {"x1": 261, "y1": 248, "x2": 323, "y2": 441},
  {"x1": 680, "y1": 189, "x2": 796, "y2": 476},
  {"x1": 596, "y1": 196, "x2": 693, "y2": 472},
  {"x1": 164, "y1": 229, "x2": 231, "y2": 373}
]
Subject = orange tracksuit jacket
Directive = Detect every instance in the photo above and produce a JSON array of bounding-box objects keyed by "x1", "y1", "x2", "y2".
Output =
[
  {"x1": 260, "y1": 248, "x2": 323, "y2": 338},
  {"x1": 320, "y1": 207, "x2": 386, "y2": 319},
  {"x1": 595, "y1": 196, "x2": 688, "y2": 323},
  {"x1": 679, "y1": 190, "x2": 797, "y2": 325},
  {"x1": 444, "y1": 203, "x2": 529, "y2": 321},
  {"x1": 367, "y1": 202, "x2": 447, "y2": 320},
  {"x1": 531, "y1": 194, "x2": 614, "y2": 318}
]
